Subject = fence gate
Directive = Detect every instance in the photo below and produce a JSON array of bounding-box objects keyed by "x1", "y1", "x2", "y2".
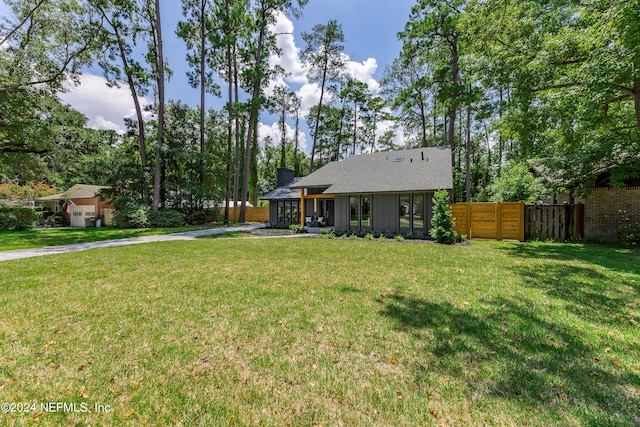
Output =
[{"x1": 525, "y1": 204, "x2": 584, "y2": 241}]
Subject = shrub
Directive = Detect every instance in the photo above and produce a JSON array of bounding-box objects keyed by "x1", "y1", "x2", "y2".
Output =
[
  {"x1": 488, "y1": 162, "x2": 546, "y2": 203},
  {"x1": 113, "y1": 204, "x2": 150, "y2": 228},
  {"x1": 320, "y1": 229, "x2": 335, "y2": 239},
  {"x1": 148, "y1": 209, "x2": 186, "y2": 228},
  {"x1": 186, "y1": 210, "x2": 207, "y2": 225},
  {"x1": 617, "y1": 209, "x2": 640, "y2": 248},
  {"x1": 405, "y1": 231, "x2": 414, "y2": 240},
  {"x1": 429, "y1": 190, "x2": 457, "y2": 244},
  {"x1": 204, "y1": 208, "x2": 221, "y2": 224},
  {"x1": 365, "y1": 232, "x2": 374, "y2": 240},
  {"x1": 0, "y1": 207, "x2": 37, "y2": 230},
  {"x1": 395, "y1": 234, "x2": 405, "y2": 241},
  {"x1": 290, "y1": 224, "x2": 307, "y2": 234}
]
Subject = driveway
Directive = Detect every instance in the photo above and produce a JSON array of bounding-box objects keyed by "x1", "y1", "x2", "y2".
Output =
[{"x1": 0, "y1": 224, "x2": 266, "y2": 262}]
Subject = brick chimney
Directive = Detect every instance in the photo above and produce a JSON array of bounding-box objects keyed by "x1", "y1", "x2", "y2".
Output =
[{"x1": 277, "y1": 168, "x2": 294, "y2": 187}]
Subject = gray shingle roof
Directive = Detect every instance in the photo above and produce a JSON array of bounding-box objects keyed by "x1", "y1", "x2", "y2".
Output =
[
  {"x1": 291, "y1": 146, "x2": 452, "y2": 194},
  {"x1": 261, "y1": 177, "x2": 303, "y2": 200}
]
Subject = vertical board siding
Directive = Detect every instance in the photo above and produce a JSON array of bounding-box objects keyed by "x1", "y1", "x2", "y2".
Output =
[{"x1": 334, "y1": 195, "x2": 349, "y2": 231}]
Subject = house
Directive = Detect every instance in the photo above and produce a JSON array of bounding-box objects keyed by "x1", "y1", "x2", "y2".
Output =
[
  {"x1": 261, "y1": 168, "x2": 303, "y2": 227},
  {"x1": 36, "y1": 184, "x2": 113, "y2": 227},
  {"x1": 263, "y1": 146, "x2": 453, "y2": 234}
]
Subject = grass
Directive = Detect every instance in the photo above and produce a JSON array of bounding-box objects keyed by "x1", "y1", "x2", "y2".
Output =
[
  {"x1": 0, "y1": 239, "x2": 638, "y2": 426},
  {"x1": 0, "y1": 226, "x2": 217, "y2": 251}
]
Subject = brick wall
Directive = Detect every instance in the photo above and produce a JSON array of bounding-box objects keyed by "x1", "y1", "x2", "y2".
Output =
[{"x1": 585, "y1": 187, "x2": 640, "y2": 241}]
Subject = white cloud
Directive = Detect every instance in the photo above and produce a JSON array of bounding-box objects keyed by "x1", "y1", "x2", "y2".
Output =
[
  {"x1": 258, "y1": 121, "x2": 308, "y2": 154},
  {"x1": 296, "y1": 82, "x2": 323, "y2": 115},
  {"x1": 376, "y1": 119, "x2": 403, "y2": 148},
  {"x1": 268, "y1": 12, "x2": 308, "y2": 85},
  {"x1": 264, "y1": 12, "x2": 383, "y2": 143},
  {"x1": 344, "y1": 56, "x2": 380, "y2": 93},
  {"x1": 59, "y1": 73, "x2": 152, "y2": 134}
]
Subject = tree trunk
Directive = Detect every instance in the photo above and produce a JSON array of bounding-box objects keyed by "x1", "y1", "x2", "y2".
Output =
[
  {"x1": 420, "y1": 98, "x2": 427, "y2": 147},
  {"x1": 443, "y1": 114, "x2": 447, "y2": 146},
  {"x1": 294, "y1": 106, "x2": 300, "y2": 175},
  {"x1": 250, "y1": 118, "x2": 258, "y2": 206},
  {"x1": 352, "y1": 103, "x2": 357, "y2": 155},
  {"x1": 498, "y1": 87, "x2": 503, "y2": 174},
  {"x1": 371, "y1": 115, "x2": 377, "y2": 152},
  {"x1": 239, "y1": 18, "x2": 265, "y2": 223},
  {"x1": 634, "y1": 77, "x2": 640, "y2": 127},
  {"x1": 198, "y1": 0, "x2": 206, "y2": 186},
  {"x1": 448, "y1": 33, "x2": 460, "y2": 172},
  {"x1": 433, "y1": 96, "x2": 437, "y2": 137},
  {"x1": 309, "y1": 57, "x2": 329, "y2": 173},
  {"x1": 232, "y1": 46, "x2": 240, "y2": 205},
  {"x1": 224, "y1": 41, "x2": 233, "y2": 224},
  {"x1": 465, "y1": 105, "x2": 471, "y2": 202},
  {"x1": 114, "y1": 32, "x2": 148, "y2": 203},
  {"x1": 280, "y1": 102, "x2": 287, "y2": 168},
  {"x1": 335, "y1": 100, "x2": 345, "y2": 161},
  {"x1": 152, "y1": 0, "x2": 165, "y2": 211}
]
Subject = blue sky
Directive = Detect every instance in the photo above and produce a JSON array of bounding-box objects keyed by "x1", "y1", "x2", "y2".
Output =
[{"x1": 1, "y1": 0, "x2": 418, "y2": 152}]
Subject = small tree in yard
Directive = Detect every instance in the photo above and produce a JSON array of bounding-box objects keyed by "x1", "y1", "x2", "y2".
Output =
[
  {"x1": 430, "y1": 190, "x2": 457, "y2": 244},
  {"x1": 489, "y1": 162, "x2": 546, "y2": 203}
]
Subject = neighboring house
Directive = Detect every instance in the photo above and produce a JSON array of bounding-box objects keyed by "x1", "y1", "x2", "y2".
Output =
[
  {"x1": 36, "y1": 184, "x2": 113, "y2": 227},
  {"x1": 531, "y1": 159, "x2": 640, "y2": 241},
  {"x1": 221, "y1": 201, "x2": 254, "y2": 208},
  {"x1": 579, "y1": 168, "x2": 640, "y2": 241},
  {"x1": 263, "y1": 147, "x2": 453, "y2": 234}
]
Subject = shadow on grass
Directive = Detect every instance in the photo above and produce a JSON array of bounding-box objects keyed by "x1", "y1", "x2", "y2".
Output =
[
  {"x1": 499, "y1": 243, "x2": 639, "y2": 328},
  {"x1": 379, "y1": 290, "x2": 640, "y2": 425},
  {"x1": 500, "y1": 242, "x2": 640, "y2": 278}
]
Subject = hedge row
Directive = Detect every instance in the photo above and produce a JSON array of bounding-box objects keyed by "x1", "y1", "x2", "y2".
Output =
[
  {"x1": 113, "y1": 206, "x2": 186, "y2": 228},
  {"x1": 0, "y1": 208, "x2": 37, "y2": 231}
]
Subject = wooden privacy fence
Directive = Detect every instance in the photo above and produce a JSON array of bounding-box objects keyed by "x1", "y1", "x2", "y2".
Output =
[
  {"x1": 525, "y1": 204, "x2": 584, "y2": 241},
  {"x1": 451, "y1": 202, "x2": 525, "y2": 241},
  {"x1": 222, "y1": 206, "x2": 269, "y2": 223},
  {"x1": 451, "y1": 202, "x2": 584, "y2": 241}
]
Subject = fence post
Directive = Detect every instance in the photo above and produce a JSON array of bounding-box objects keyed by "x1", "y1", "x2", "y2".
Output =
[
  {"x1": 496, "y1": 201, "x2": 502, "y2": 240},
  {"x1": 466, "y1": 201, "x2": 471, "y2": 238},
  {"x1": 519, "y1": 201, "x2": 525, "y2": 242}
]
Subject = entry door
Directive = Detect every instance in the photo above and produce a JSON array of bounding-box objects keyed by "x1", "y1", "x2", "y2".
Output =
[{"x1": 319, "y1": 200, "x2": 335, "y2": 226}]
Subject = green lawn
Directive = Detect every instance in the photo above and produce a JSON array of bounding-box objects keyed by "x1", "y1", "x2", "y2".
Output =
[
  {"x1": 0, "y1": 226, "x2": 212, "y2": 251},
  {"x1": 1, "y1": 239, "x2": 638, "y2": 426}
]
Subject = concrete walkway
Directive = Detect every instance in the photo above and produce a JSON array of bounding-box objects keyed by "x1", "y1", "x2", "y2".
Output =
[{"x1": 0, "y1": 223, "x2": 267, "y2": 262}]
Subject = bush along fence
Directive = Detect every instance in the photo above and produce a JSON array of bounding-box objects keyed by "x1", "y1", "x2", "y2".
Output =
[{"x1": 451, "y1": 202, "x2": 585, "y2": 242}]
